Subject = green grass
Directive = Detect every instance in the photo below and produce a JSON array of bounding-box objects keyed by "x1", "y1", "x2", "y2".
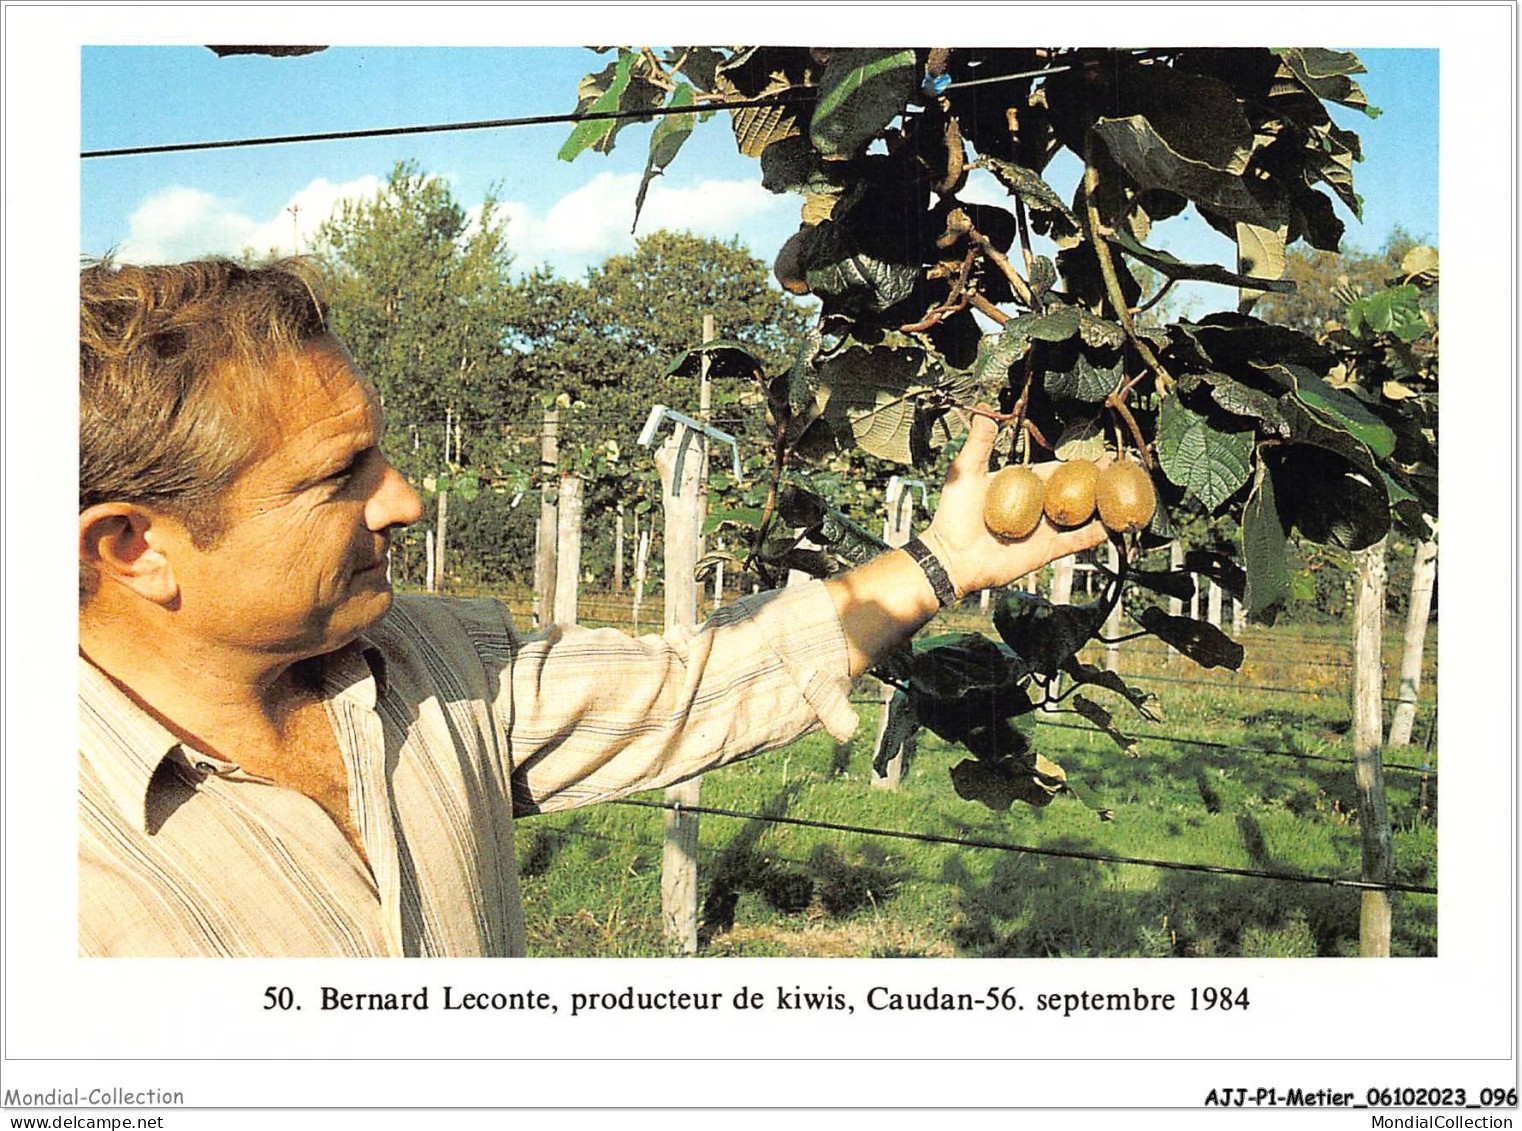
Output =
[{"x1": 512, "y1": 627, "x2": 1438, "y2": 958}]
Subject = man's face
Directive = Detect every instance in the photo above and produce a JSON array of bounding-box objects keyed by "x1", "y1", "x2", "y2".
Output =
[{"x1": 164, "y1": 334, "x2": 423, "y2": 660}]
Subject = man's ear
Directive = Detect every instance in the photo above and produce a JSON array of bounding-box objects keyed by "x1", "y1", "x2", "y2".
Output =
[{"x1": 79, "y1": 504, "x2": 180, "y2": 606}]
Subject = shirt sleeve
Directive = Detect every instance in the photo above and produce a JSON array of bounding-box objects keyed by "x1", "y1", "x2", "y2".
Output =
[{"x1": 486, "y1": 580, "x2": 857, "y2": 816}]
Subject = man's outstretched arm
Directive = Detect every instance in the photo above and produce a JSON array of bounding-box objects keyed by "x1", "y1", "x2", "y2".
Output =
[{"x1": 824, "y1": 413, "x2": 1109, "y2": 677}]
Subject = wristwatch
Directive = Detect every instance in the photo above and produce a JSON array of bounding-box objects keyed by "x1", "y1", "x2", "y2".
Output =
[{"x1": 903, "y1": 536, "x2": 958, "y2": 607}]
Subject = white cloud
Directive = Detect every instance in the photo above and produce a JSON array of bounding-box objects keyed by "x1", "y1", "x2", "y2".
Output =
[
  {"x1": 113, "y1": 175, "x2": 384, "y2": 264},
  {"x1": 491, "y1": 170, "x2": 796, "y2": 279}
]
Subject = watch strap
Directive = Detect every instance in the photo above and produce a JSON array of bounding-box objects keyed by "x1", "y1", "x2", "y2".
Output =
[{"x1": 903, "y1": 536, "x2": 957, "y2": 607}]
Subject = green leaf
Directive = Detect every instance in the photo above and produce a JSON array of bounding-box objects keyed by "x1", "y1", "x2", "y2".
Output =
[
  {"x1": 1241, "y1": 461, "x2": 1289, "y2": 625},
  {"x1": 1011, "y1": 303, "x2": 1081, "y2": 342},
  {"x1": 1262, "y1": 362, "x2": 1397, "y2": 458},
  {"x1": 1176, "y1": 370, "x2": 1291, "y2": 435},
  {"x1": 1070, "y1": 695, "x2": 1139, "y2": 757},
  {"x1": 1106, "y1": 228, "x2": 1294, "y2": 293},
  {"x1": 702, "y1": 506, "x2": 765, "y2": 535},
  {"x1": 803, "y1": 226, "x2": 921, "y2": 313},
  {"x1": 662, "y1": 339, "x2": 767, "y2": 380},
  {"x1": 810, "y1": 48, "x2": 918, "y2": 158},
  {"x1": 817, "y1": 344, "x2": 928, "y2": 463},
  {"x1": 993, "y1": 590, "x2": 1108, "y2": 678},
  {"x1": 873, "y1": 690, "x2": 919, "y2": 778},
  {"x1": 1277, "y1": 47, "x2": 1379, "y2": 117},
  {"x1": 1181, "y1": 550, "x2": 1247, "y2": 602},
  {"x1": 1267, "y1": 444, "x2": 1390, "y2": 551},
  {"x1": 1062, "y1": 659, "x2": 1162, "y2": 722},
  {"x1": 453, "y1": 472, "x2": 481, "y2": 502},
  {"x1": 1344, "y1": 285, "x2": 1426, "y2": 343},
  {"x1": 1136, "y1": 607, "x2": 1245, "y2": 670},
  {"x1": 1156, "y1": 394, "x2": 1254, "y2": 511},
  {"x1": 966, "y1": 328, "x2": 1031, "y2": 397},
  {"x1": 1234, "y1": 220, "x2": 1288, "y2": 312},
  {"x1": 1092, "y1": 67, "x2": 1277, "y2": 225},
  {"x1": 632, "y1": 83, "x2": 697, "y2": 233},
  {"x1": 980, "y1": 157, "x2": 1081, "y2": 242},
  {"x1": 559, "y1": 53, "x2": 636, "y2": 162},
  {"x1": 1128, "y1": 569, "x2": 1198, "y2": 604},
  {"x1": 1044, "y1": 348, "x2": 1122, "y2": 403}
]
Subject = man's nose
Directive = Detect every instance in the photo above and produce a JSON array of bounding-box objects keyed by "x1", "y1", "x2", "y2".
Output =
[{"x1": 368, "y1": 461, "x2": 424, "y2": 531}]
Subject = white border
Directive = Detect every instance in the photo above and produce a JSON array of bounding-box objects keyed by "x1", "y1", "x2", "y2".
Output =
[{"x1": 3, "y1": 1, "x2": 1515, "y2": 1114}]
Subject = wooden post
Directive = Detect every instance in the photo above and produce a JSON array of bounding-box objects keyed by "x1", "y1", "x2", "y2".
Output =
[
  {"x1": 1168, "y1": 542, "x2": 1184, "y2": 617},
  {"x1": 534, "y1": 406, "x2": 560, "y2": 628},
  {"x1": 655, "y1": 426, "x2": 704, "y2": 955},
  {"x1": 632, "y1": 527, "x2": 650, "y2": 632},
  {"x1": 1051, "y1": 555, "x2": 1075, "y2": 605},
  {"x1": 1104, "y1": 540, "x2": 1123, "y2": 674},
  {"x1": 697, "y1": 313, "x2": 715, "y2": 607},
  {"x1": 433, "y1": 409, "x2": 452, "y2": 593},
  {"x1": 425, "y1": 528, "x2": 436, "y2": 593},
  {"x1": 553, "y1": 474, "x2": 584, "y2": 627},
  {"x1": 1232, "y1": 597, "x2": 1244, "y2": 636},
  {"x1": 1388, "y1": 535, "x2": 1438, "y2": 747},
  {"x1": 1353, "y1": 537, "x2": 1393, "y2": 956},
  {"x1": 873, "y1": 478, "x2": 916, "y2": 790},
  {"x1": 1207, "y1": 574, "x2": 1223, "y2": 628},
  {"x1": 433, "y1": 488, "x2": 450, "y2": 592},
  {"x1": 613, "y1": 503, "x2": 626, "y2": 593}
]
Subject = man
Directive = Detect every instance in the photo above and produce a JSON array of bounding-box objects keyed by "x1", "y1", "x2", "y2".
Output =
[{"x1": 79, "y1": 257, "x2": 1105, "y2": 957}]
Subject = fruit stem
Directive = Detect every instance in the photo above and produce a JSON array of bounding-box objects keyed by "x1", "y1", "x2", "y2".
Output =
[
  {"x1": 1104, "y1": 391, "x2": 1155, "y2": 470},
  {"x1": 968, "y1": 224, "x2": 1035, "y2": 309},
  {"x1": 967, "y1": 291, "x2": 1011, "y2": 325},
  {"x1": 1081, "y1": 133, "x2": 1176, "y2": 397}
]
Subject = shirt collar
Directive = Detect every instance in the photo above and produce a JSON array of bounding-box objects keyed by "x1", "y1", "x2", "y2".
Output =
[{"x1": 78, "y1": 637, "x2": 388, "y2": 834}]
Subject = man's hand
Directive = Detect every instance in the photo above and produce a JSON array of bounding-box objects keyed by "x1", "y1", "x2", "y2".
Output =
[
  {"x1": 824, "y1": 411, "x2": 1111, "y2": 677},
  {"x1": 920, "y1": 412, "x2": 1110, "y2": 597}
]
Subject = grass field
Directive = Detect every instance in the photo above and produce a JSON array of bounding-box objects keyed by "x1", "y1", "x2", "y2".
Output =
[{"x1": 499, "y1": 598, "x2": 1439, "y2": 959}]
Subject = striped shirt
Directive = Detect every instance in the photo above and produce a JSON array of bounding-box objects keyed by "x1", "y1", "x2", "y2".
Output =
[{"x1": 79, "y1": 582, "x2": 856, "y2": 957}]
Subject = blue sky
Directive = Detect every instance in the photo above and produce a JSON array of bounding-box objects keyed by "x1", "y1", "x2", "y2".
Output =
[{"x1": 81, "y1": 46, "x2": 1438, "y2": 296}]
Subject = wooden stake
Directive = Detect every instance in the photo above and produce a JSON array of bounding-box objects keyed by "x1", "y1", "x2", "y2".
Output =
[
  {"x1": 1388, "y1": 535, "x2": 1438, "y2": 748},
  {"x1": 553, "y1": 474, "x2": 584, "y2": 627},
  {"x1": 534, "y1": 406, "x2": 560, "y2": 628},
  {"x1": 1104, "y1": 540, "x2": 1122, "y2": 674},
  {"x1": 1353, "y1": 537, "x2": 1393, "y2": 956},
  {"x1": 655, "y1": 425, "x2": 704, "y2": 955}
]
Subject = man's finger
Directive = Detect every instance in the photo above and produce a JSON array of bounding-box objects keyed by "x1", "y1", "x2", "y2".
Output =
[
  {"x1": 1051, "y1": 519, "x2": 1108, "y2": 557},
  {"x1": 954, "y1": 410, "x2": 997, "y2": 473}
]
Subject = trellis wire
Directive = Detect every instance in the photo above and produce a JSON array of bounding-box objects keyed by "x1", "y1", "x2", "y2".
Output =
[
  {"x1": 1029, "y1": 717, "x2": 1437, "y2": 777},
  {"x1": 82, "y1": 50, "x2": 1174, "y2": 161},
  {"x1": 843, "y1": 697, "x2": 1435, "y2": 776},
  {"x1": 607, "y1": 798, "x2": 1436, "y2": 895}
]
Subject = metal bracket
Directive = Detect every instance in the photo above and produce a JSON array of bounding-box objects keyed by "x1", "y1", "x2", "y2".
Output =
[
  {"x1": 638, "y1": 404, "x2": 744, "y2": 496},
  {"x1": 886, "y1": 475, "x2": 929, "y2": 530}
]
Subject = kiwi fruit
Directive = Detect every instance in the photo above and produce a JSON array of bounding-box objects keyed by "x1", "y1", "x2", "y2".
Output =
[
  {"x1": 773, "y1": 229, "x2": 813, "y2": 296},
  {"x1": 983, "y1": 466, "x2": 1046, "y2": 540},
  {"x1": 1095, "y1": 460, "x2": 1157, "y2": 533},
  {"x1": 1043, "y1": 459, "x2": 1100, "y2": 527}
]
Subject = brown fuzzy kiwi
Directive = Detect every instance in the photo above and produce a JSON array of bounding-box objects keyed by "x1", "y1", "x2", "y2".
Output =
[
  {"x1": 1095, "y1": 460, "x2": 1157, "y2": 533},
  {"x1": 1043, "y1": 459, "x2": 1100, "y2": 527},
  {"x1": 773, "y1": 228, "x2": 813, "y2": 295},
  {"x1": 983, "y1": 466, "x2": 1046, "y2": 540}
]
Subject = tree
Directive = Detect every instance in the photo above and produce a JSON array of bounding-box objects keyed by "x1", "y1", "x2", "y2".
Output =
[
  {"x1": 518, "y1": 231, "x2": 814, "y2": 585},
  {"x1": 312, "y1": 161, "x2": 525, "y2": 483},
  {"x1": 311, "y1": 161, "x2": 530, "y2": 585},
  {"x1": 562, "y1": 46, "x2": 1438, "y2": 816},
  {"x1": 1257, "y1": 226, "x2": 1430, "y2": 336}
]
